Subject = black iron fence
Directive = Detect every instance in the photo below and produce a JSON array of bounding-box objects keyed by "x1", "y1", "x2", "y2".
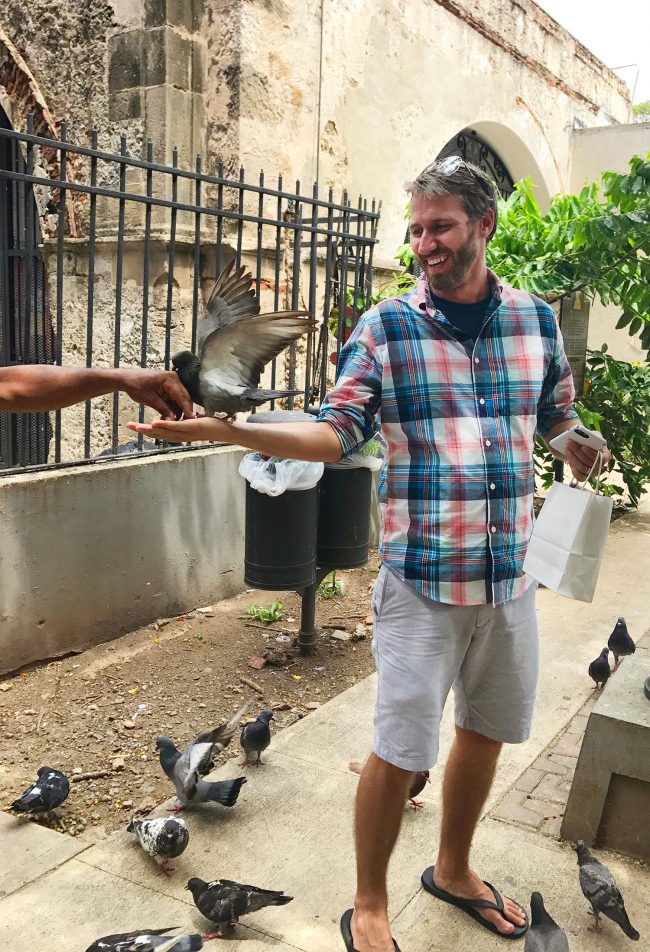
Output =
[{"x1": 0, "y1": 117, "x2": 380, "y2": 472}]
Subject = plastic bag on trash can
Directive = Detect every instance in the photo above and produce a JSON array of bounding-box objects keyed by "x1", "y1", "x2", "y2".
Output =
[
  {"x1": 338, "y1": 434, "x2": 386, "y2": 472},
  {"x1": 239, "y1": 453, "x2": 324, "y2": 497}
]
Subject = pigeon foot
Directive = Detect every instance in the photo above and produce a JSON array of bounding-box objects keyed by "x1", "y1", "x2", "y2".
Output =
[
  {"x1": 409, "y1": 799, "x2": 424, "y2": 810},
  {"x1": 158, "y1": 861, "x2": 175, "y2": 877},
  {"x1": 238, "y1": 761, "x2": 248, "y2": 768},
  {"x1": 201, "y1": 932, "x2": 223, "y2": 941}
]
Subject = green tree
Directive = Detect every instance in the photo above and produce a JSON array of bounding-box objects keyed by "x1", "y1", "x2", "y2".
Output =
[{"x1": 632, "y1": 100, "x2": 650, "y2": 121}]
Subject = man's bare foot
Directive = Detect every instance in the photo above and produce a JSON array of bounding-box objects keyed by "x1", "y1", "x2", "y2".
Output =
[
  {"x1": 433, "y1": 867, "x2": 526, "y2": 936},
  {"x1": 350, "y1": 906, "x2": 395, "y2": 952}
]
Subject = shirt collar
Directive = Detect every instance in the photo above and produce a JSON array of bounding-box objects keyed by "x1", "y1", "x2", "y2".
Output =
[{"x1": 416, "y1": 269, "x2": 503, "y2": 314}]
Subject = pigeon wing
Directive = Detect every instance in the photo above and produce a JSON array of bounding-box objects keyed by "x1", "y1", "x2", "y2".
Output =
[
  {"x1": 216, "y1": 878, "x2": 288, "y2": 914},
  {"x1": 524, "y1": 926, "x2": 569, "y2": 952},
  {"x1": 199, "y1": 311, "x2": 316, "y2": 393},
  {"x1": 197, "y1": 260, "x2": 260, "y2": 350},
  {"x1": 176, "y1": 702, "x2": 251, "y2": 799}
]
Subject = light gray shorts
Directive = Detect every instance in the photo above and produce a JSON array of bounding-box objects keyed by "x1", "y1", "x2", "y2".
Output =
[{"x1": 371, "y1": 565, "x2": 539, "y2": 772}]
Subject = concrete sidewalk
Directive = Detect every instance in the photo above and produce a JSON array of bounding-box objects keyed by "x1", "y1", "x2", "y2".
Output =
[{"x1": 1, "y1": 501, "x2": 649, "y2": 951}]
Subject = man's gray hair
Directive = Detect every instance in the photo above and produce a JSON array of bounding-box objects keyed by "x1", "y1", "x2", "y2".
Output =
[{"x1": 405, "y1": 158, "x2": 499, "y2": 241}]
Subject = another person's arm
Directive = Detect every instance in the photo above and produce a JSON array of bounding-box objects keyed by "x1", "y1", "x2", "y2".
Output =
[{"x1": 0, "y1": 365, "x2": 193, "y2": 420}]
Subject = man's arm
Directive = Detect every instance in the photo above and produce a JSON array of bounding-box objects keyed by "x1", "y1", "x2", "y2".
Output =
[
  {"x1": 0, "y1": 365, "x2": 193, "y2": 419},
  {"x1": 127, "y1": 415, "x2": 344, "y2": 463},
  {"x1": 544, "y1": 417, "x2": 611, "y2": 482}
]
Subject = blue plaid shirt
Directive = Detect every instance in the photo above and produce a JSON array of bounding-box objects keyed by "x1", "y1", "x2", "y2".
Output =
[{"x1": 318, "y1": 272, "x2": 578, "y2": 606}]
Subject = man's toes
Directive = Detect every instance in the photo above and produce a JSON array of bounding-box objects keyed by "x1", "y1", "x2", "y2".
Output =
[
  {"x1": 482, "y1": 909, "x2": 514, "y2": 934},
  {"x1": 504, "y1": 897, "x2": 525, "y2": 924}
]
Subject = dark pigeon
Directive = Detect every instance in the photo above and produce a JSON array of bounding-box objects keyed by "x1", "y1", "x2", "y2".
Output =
[
  {"x1": 607, "y1": 617, "x2": 636, "y2": 670},
  {"x1": 156, "y1": 702, "x2": 249, "y2": 809},
  {"x1": 240, "y1": 709, "x2": 274, "y2": 767},
  {"x1": 85, "y1": 929, "x2": 202, "y2": 952},
  {"x1": 186, "y1": 876, "x2": 293, "y2": 938},
  {"x1": 172, "y1": 259, "x2": 317, "y2": 418},
  {"x1": 127, "y1": 817, "x2": 189, "y2": 876},
  {"x1": 525, "y1": 892, "x2": 569, "y2": 952},
  {"x1": 349, "y1": 760, "x2": 430, "y2": 810},
  {"x1": 11, "y1": 766, "x2": 69, "y2": 814},
  {"x1": 588, "y1": 647, "x2": 611, "y2": 691},
  {"x1": 575, "y1": 840, "x2": 640, "y2": 940}
]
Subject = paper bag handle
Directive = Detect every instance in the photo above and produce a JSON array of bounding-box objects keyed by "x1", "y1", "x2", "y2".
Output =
[{"x1": 572, "y1": 450, "x2": 605, "y2": 494}]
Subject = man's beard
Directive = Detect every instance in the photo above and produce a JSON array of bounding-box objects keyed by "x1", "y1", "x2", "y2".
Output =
[{"x1": 426, "y1": 230, "x2": 481, "y2": 293}]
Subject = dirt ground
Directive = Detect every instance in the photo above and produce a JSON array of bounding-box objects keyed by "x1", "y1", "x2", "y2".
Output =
[{"x1": 0, "y1": 556, "x2": 380, "y2": 841}]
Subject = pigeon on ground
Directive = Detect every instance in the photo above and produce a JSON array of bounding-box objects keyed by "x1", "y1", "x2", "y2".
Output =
[
  {"x1": 575, "y1": 840, "x2": 640, "y2": 940},
  {"x1": 588, "y1": 647, "x2": 611, "y2": 691},
  {"x1": 348, "y1": 760, "x2": 431, "y2": 810},
  {"x1": 240, "y1": 709, "x2": 274, "y2": 766},
  {"x1": 186, "y1": 877, "x2": 293, "y2": 938},
  {"x1": 85, "y1": 929, "x2": 203, "y2": 952},
  {"x1": 525, "y1": 892, "x2": 569, "y2": 952},
  {"x1": 172, "y1": 260, "x2": 317, "y2": 418},
  {"x1": 607, "y1": 617, "x2": 636, "y2": 670},
  {"x1": 127, "y1": 816, "x2": 189, "y2": 876},
  {"x1": 156, "y1": 702, "x2": 250, "y2": 809},
  {"x1": 11, "y1": 766, "x2": 70, "y2": 814}
]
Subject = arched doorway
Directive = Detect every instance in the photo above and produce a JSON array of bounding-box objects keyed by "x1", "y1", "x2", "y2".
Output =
[
  {"x1": 436, "y1": 128, "x2": 515, "y2": 199},
  {"x1": 0, "y1": 105, "x2": 54, "y2": 468}
]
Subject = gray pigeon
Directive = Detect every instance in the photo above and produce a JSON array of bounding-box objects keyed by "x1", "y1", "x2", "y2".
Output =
[
  {"x1": 525, "y1": 892, "x2": 569, "y2": 952},
  {"x1": 607, "y1": 617, "x2": 636, "y2": 670},
  {"x1": 575, "y1": 840, "x2": 640, "y2": 940},
  {"x1": 11, "y1": 766, "x2": 70, "y2": 814},
  {"x1": 588, "y1": 647, "x2": 611, "y2": 691},
  {"x1": 85, "y1": 930, "x2": 202, "y2": 952},
  {"x1": 156, "y1": 702, "x2": 250, "y2": 809},
  {"x1": 127, "y1": 817, "x2": 189, "y2": 876},
  {"x1": 172, "y1": 260, "x2": 317, "y2": 417},
  {"x1": 240, "y1": 709, "x2": 274, "y2": 766},
  {"x1": 186, "y1": 876, "x2": 293, "y2": 938}
]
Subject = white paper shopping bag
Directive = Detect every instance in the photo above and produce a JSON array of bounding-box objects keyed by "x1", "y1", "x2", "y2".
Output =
[{"x1": 523, "y1": 457, "x2": 613, "y2": 602}]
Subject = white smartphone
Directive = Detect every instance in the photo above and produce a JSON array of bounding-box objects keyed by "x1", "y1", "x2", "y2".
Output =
[{"x1": 548, "y1": 424, "x2": 608, "y2": 456}]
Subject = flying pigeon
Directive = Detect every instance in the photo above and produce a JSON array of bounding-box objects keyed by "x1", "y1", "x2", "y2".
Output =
[
  {"x1": 525, "y1": 892, "x2": 569, "y2": 952},
  {"x1": 127, "y1": 816, "x2": 189, "y2": 876},
  {"x1": 156, "y1": 702, "x2": 250, "y2": 809},
  {"x1": 11, "y1": 766, "x2": 70, "y2": 814},
  {"x1": 607, "y1": 617, "x2": 636, "y2": 670},
  {"x1": 588, "y1": 647, "x2": 611, "y2": 691},
  {"x1": 186, "y1": 876, "x2": 293, "y2": 938},
  {"x1": 85, "y1": 929, "x2": 203, "y2": 952},
  {"x1": 171, "y1": 260, "x2": 317, "y2": 418},
  {"x1": 575, "y1": 840, "x2": 640, "y2": 940},
  {"x1": 348, "y1": 760, "x2": 430, "y2": 810},
  {"x1": 240, "y1": 709, "x2": 274, "y2": 766}
]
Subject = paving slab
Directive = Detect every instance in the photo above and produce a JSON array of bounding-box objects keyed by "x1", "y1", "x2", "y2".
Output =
[
  {"x1": 80, "y1": 751, "x2": 442, "y2": 952},
  {"x1": 0, "y1": 810, "x2": 88, "y2": 898},
  {"x1": 391, "y1": 818, "x2": 649, "y2": 952},
  {"x1": 0, "y1": 858, "x2": 299, "y2": 951}
]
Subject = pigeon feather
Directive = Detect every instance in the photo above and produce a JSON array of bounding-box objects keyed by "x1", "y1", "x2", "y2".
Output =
[
  {"x1": 186, "y1": 876, "x2": 292, "y2": 929},
  {"x1": 85, "y1": 929, "x2": 202, "y2": 952},
  {"x1": 525, "y1": 892, "x2": 569, "y2": 952},
  {"x1": 127, "y1": 817, "x2": 189, "y2": 860},
  {"x1": 575, "y1": 841, "x2": 640, "y2": 940},
  {"x1": 11, "y1": 766, "x2": 70, "y2": 813}
]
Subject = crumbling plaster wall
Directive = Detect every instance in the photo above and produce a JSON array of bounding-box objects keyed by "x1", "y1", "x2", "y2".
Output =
[{"x1": 209, "y1": 0, "x2": 632, "y2": 264}]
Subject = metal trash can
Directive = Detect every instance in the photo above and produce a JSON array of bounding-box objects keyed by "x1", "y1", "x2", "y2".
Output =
[
  {"x1": 243, "y1": 411, "x2": 320, "y2": 590},
  {"x1": 316, "y1": 462, "x2": 372, "y2": 569}
]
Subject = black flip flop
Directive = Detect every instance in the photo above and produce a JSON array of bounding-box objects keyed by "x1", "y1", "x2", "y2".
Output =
[
  {"x1": 340, "y1": 909, "x2": 401, "y2": 951},
  {"x1": 421, "y1": 866, "x2": 528, "y2": 940}
]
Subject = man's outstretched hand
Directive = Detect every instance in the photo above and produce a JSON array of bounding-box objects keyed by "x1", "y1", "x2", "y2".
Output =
[{"x1": 119, "y1": 368, "x2": 194, "y2": 421}]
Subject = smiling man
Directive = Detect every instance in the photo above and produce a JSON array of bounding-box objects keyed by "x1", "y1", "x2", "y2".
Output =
[{"x1": 128, "y1": 158, "x2": 606, "y2": 952}]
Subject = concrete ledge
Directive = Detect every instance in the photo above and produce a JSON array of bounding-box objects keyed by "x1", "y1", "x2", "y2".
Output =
[
  {"x1": 561, "y1": 654, "x2": 650, "y2": 857},
  {"x1": 0, "y1": 446, "x2": 245, "y2": 674}
]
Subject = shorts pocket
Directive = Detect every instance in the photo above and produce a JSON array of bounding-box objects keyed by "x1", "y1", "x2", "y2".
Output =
[{"x1": 371, "y1": 564, "x2": 390, "y2": 619}]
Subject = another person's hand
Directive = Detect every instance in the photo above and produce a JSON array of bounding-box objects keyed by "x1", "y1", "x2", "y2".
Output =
[
  {"x1": 564, "y1": 440, "x2": 612, "y2": 483},
  {"x1": 127, "y1": 416, "x2": 229, "y2": 443},
  {"x1": 118, "y1": 368, "x2": 194, "y2": 421}
]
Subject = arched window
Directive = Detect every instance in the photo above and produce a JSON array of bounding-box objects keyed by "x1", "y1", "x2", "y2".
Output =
[{"x1": 0, "y1": 105, "x2": 54, "y2": 468}]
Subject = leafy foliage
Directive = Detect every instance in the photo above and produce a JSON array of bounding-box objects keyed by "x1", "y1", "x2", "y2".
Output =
[
  {"x1": 487, "y1": 155, "x2": 650, "y2": 350},
  {"x1": 317, "y1": 570, "x2": 346, "y2": 600},
  {"x1": 246, "y1": 601, "x2": 284, "y2": 623}
]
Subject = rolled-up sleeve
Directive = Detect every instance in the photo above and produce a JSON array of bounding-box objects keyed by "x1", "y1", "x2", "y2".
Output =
[
  {"x1": 317, "y1": 311, "x2": 383, "y2": 457},
  {"x1": 536, "y1": 316, "x2": 579, "y2": 437}
]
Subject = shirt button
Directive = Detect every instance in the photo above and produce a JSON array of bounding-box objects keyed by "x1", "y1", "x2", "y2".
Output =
[
  {"x1": 491, "y1": 526, "x2": 497, "y2": 534},
  {"x1": 490, "y1": 482, "x2": 496, "y2": 490},
  {"x1": 474, "y1": 357, "x2": 480, "y2": 364},
  {"x1": 485, "y1": 439, "x2": 492, "y2": 447},
  {"x1": 479, "y1": 398, "x2": 485, "y2": 405}
]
